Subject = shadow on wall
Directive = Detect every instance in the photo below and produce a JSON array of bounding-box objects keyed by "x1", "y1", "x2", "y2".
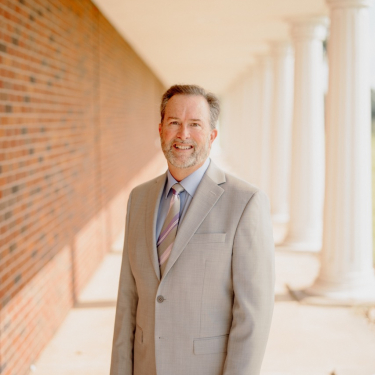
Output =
[{"x1": 0, "y1": 1, "x2": 167, "y2": 374}]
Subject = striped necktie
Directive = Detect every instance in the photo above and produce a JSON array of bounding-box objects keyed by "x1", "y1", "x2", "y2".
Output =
[{"x1": 157, "y1": 183, "x2": 185, "y2": 277}]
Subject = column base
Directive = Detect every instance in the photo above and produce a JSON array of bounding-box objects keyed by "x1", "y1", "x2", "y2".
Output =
[
  {"x1": 272, "y1": 214, "x2": 289, "y2": 244},
  {"x1": 279, "y1": 239, "x2": 321, "y2": 252},
  {"x1": 272, "y1": 213, "x2": 290, "y2": 223},
  {"x1": 288, "y1": 274, "x2": 375, "y2": 306}
]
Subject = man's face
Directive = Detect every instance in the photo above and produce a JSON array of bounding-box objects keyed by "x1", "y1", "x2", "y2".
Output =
[{"x1": 159, "y1": 94, "x2": 217, "y2": 170}]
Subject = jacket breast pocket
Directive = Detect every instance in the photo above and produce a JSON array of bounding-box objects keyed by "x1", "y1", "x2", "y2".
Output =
[
  {"x1": 193, "y1": 334, "x2": 229, "y2": 355},
  {"x1": 188, "y1": 233, "x2": 226, "y2": 244}
]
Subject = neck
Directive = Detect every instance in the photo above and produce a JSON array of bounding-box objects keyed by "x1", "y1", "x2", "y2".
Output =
[{"x1": 168, "y1": 159, "x2": 207, "y2": 181}]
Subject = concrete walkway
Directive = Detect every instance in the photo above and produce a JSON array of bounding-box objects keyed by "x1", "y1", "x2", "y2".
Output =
[{"x1": 30, "y1": 233, "x2": 375, "y2": 375}]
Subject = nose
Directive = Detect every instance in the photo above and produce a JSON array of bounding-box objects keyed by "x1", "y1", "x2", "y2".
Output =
[{"x1": 176, "y1": 124, "x2": 190, "y2": 140}]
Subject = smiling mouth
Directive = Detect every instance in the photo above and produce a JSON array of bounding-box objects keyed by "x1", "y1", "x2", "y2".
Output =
[{"x1": 173, "y1": 144, "x2": 193, "y2": 150}]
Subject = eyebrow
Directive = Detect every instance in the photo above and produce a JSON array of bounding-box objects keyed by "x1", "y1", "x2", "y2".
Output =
[{"x1": 167, "y1": 117, "x2": 202, "y2": 122}]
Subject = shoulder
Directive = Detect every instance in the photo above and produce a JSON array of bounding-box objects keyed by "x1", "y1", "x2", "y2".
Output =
[
  {"x1": 223, "y1": 172, "x2": 258, "y2": 194},
  {"x1": 206, "y1": 161, "x2": 269, "y2": 205},
  {"x1": 206, "y1": 160, "x2": 261, "y2": 196},
  {"x1": 219, "y1": 170, "x2": 270, "y2": 208},
  {"x1": 129, "y1": 172, "x2": 166, "y2": 200},
  {"x1": 223, "y1": 170, "x2": 266, "y2": 196}
]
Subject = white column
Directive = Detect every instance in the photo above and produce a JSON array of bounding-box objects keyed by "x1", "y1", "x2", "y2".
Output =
[
  {"x1": 237, "y1": 70, "x2": 255, "y2": 182},
  {"x1": 305, "y1": 0, "x2": 375, "y2": 302},
  {"x1": 220, "y1": 71, "x2": 255, "y2": 182},
  {"x1": 247, "y1": 65, "x2": 262, "y2": 186},
  {"x1": 269, "y1": 42, "x2": 294, "y2": 243},
  {"x1": 283, "y1": 18, "x2": 328, "y2": 251},
  {"x1": 256, "y1": 55, "x2": 273, "y2": 197}
]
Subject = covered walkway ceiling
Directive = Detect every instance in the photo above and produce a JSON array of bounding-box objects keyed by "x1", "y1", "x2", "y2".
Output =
[{"x1": 92, "y1": 0, "x2": 328, "y2": 94}]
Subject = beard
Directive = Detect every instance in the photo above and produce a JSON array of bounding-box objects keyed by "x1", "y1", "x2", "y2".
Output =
[{"x1": 160, "y1": 132, "x2": 211, "y2": 169}]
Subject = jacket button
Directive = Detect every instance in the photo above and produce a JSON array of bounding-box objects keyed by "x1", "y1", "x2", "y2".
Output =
[{"x1": 157, "y1": 295, "x2": 165, "y2": 303}]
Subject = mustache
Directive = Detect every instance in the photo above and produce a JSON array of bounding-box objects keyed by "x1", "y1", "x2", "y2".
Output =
[{"x1": 170, "y1": 139, "x2": 197, "y2": 146}]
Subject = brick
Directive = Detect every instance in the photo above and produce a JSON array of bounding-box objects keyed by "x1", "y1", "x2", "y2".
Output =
[{"x1": 0, "y1": 0, "x2": 164, "y2": 373}]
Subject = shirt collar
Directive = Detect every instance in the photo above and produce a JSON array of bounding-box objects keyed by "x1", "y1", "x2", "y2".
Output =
[{"x1": 165, "y1": 158, "x2": 210, "y2": 198}]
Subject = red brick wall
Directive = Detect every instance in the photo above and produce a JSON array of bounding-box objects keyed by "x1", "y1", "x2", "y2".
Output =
[{"x1": 0, "y1": 1, "x2": 165, "y2": 374}]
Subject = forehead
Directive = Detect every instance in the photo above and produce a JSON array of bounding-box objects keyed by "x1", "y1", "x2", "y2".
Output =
[{"x1": 165, "y1": 94, "x2": 210, "y2": 120}]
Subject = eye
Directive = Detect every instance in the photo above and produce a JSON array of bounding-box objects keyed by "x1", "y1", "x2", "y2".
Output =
[
  {"x1": 191, "y1": 122, "x2": 201, "y2": 127},
  {"x1": 170, "y1": 121, "x2": 179, "y2": 125}
]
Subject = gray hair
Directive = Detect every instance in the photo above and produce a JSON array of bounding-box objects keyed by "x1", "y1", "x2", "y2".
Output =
[{"x1": 160, "y1": 84, "x2": 220, "y2": 129}]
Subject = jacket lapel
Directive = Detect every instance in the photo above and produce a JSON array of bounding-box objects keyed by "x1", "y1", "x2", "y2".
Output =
[
  {"x1": 162, "y1": 161, "x2": 226, "y2": 280},
  {"x1": 145, "y1": 172, "x2": 167, "y2": 281}
]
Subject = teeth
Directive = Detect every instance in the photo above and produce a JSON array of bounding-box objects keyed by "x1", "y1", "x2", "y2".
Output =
[{"x1": 175, "y1": 145, "x2": 192, "y2": 150}]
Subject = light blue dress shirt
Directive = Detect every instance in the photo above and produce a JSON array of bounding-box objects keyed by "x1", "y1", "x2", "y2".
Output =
[{"x1": 156, "y1": 158, "x2": 210, "y2": 241}]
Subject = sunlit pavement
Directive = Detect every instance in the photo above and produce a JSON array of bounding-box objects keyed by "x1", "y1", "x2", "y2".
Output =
[
  {"x1": 31, "y1": 155, "x2": 375, "y2": 375},
  {"x1": 30, "y1": 235, "x2": 123, "y2": 375},
  {"x1": 30, "y1": 229, "x2": 375, "y2": 375}
]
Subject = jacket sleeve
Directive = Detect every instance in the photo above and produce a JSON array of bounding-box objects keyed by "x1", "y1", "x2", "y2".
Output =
[
  {"x1": 223, "y1": 189, "x2": 275, "y2": 375},
  {"x1": 110, "y1": 191, "x2": 138, "y2": 375}
]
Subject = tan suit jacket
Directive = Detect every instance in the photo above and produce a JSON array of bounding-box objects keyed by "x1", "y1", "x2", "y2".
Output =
[{"x1": 110, "y1": 161, "x2": 275, "y2": 375}]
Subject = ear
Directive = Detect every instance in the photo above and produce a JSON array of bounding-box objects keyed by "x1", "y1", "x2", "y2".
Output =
[
  {"x1": 210, "y1": 129, "x2": 218, "y2": 144},
  {"x1": 158, "y1": 123, "x2": 162, "y2": 135}
]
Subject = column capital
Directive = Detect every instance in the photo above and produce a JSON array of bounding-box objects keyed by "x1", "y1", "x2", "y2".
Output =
[
  {"x1": 289, "y1": 17, "x2": 329, "y2": 41},
  {"x1": 326, "y1": 0, "x2": 373, "y2": 9}
]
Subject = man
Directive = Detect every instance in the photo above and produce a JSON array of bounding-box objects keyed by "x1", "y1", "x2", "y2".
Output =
[{"x1": 110, "y1": 84, "x2": 275, "y2": 375}]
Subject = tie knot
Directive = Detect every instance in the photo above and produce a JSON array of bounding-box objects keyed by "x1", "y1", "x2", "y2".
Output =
[{"x1": 171, "y1": 183, "x2": 184, "y2": 196}]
